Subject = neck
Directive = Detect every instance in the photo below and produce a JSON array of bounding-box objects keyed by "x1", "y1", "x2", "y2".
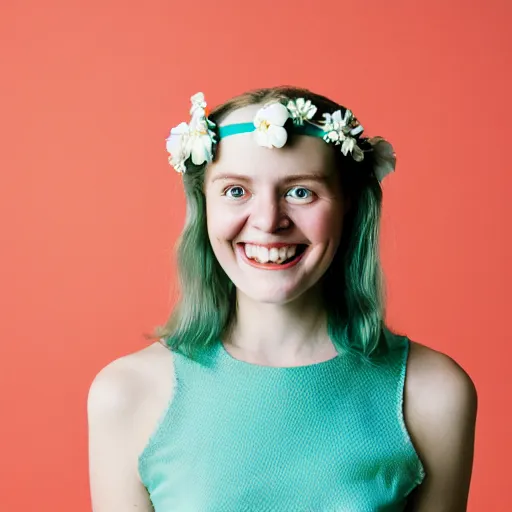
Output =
[{"x1": 223, "y1": 287, "x2": 337, "y2": 365}]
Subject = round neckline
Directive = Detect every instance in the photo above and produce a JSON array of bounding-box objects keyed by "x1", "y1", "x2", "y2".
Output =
[{"x1": 216, "y1": 340, "x2": 343, "y2": 370}]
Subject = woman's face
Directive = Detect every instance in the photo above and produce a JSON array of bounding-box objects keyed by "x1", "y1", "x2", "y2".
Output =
[{"x1": 204, "y1": 104, "x2": 348, "y2": 305}]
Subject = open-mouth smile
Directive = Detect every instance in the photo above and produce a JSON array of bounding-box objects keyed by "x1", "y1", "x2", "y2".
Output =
[{"x1": 236, "y1": 242, "x2": 308, "y2": 270}]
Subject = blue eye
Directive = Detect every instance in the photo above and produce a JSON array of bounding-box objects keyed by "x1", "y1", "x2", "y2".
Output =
[
  {"x1": 224, "y1": 186, "x2": 246, "y2": 199},
  {"x1": 286, "y1": 186, "x2": 314, "y2": 202}
]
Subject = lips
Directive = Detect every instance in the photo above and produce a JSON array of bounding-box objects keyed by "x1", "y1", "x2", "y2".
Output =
[{"x1": 236, "y1": 242, "x2": 307, "y2": 270}]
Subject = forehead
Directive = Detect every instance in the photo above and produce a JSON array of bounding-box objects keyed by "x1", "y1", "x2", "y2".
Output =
[{"x1": 208, "y1": 105, "x2": 336, "y2": 178}]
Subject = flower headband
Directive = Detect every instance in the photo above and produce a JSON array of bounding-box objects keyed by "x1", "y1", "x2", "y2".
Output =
[{"x1": 165, "y1": 92, "x2": 396, "y2": 182}]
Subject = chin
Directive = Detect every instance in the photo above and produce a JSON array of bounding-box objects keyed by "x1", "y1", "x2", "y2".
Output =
[
  {"x1": 236, "y1": 280, "x2": 317, "y2": 305},
  {"x1": 214, "y1": 243, "x2": 334, "y2": 305}
]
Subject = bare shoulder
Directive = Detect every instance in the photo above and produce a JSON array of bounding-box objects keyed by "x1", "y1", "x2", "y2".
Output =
[
  {"x1": 405, "y1": 340, "x2": 477, "y2": 421},
  {"x1": 87, "y1": 340, "x2": 176, "y2": 477},
  {"x1": 87, "y1": 341, "x2": 176, "y2": 509},
  {"x1": 404, "y1": 340, "x2": 478, "y2": 510},
  {"x1": 88, "y1": 340, "x2": 174, "y2": 414}
]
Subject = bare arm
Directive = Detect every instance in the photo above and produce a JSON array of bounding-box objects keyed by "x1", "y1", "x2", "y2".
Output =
[
  {"x1": 87, "y1": 360, "x2": 154, "y2": 511},
  {"x1": 405, "y1": 343, "x2": 478, "y2": 511}
]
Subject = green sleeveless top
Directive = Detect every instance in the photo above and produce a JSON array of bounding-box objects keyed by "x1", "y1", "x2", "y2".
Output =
[{"x1": 138, "y1": 328, "x2": 425, "y2": 511}]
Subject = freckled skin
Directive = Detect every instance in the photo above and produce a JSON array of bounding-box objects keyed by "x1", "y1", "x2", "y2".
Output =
[{"x1": 204, "y1": 105, "x2": 348, "y2": 305}]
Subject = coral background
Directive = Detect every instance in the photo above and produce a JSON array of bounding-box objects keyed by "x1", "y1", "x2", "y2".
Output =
[{"x1": 1, "y1": 0, "x2": 510, "y2": 510}]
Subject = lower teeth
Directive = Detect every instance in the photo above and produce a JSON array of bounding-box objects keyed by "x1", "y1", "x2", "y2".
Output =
[{"x1": 251, "y1": 256, "x2": 294, "y2": 265}]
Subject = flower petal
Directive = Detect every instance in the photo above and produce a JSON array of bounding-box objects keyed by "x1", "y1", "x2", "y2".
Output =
[
  {"x1": 189, "y1": 109, "x2": 207, "y2": 129},
  {"x1": 327, "y1": 130, "x2": 340, "y2": 142},
  {"x1": 166, "y1": 135, "x2": 183, "y2": 155},
  {"x1": 190, "y1": 92, "x2": 207, "y2": 113},
  {"x1": 169, "y1": 122, "x2": 189, "y2": 136},
  {"x1": 166, "y1": 123, "x2": 190, "y2": 155},
  {"x1": 350, "y1": 124, "x2": 364, "y2": 136},
  {"x1": 267, "y1": 125, "x2": 288, "y2": 148},
  {"x1": 305, "y1": 103, "x2": 317, "y2": 119},
  {"x1": 254, "y1": 129, "x2": 273, "y2": 148},
  {"x1": 169, "y1": 154, "x2": 186, "y2": 173},
  {"x1": 191, "y1": 92, "x2": 205, "y2": 104},
  {"x1": 341, "y1": 137, "x2": 355, "y2": 156},
  {"x1": 260, "y1": 102, "x2": 290, "y2": 126},
  {"x1": 332, "y1": 110, "x2": 343, "y2": 124},
  {"x1": 190, "y1": 135, "x2": 213, "y2": 165}
]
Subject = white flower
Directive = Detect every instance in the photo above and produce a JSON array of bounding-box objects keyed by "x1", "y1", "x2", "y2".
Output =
[
  {"x1": 286, "y1": 98, "x2": 317, "y2": 125},
  {"x1": 341, "y1": 136, "x2": 356, "y2": 156},
  {"x1": 165, "y1": 92, "x2": 216, "y2": 173},
  {"x1": 323, "y1": 109, "x2": 350, "y2": 136},
  {"x1": 166, "y1": 122, "x2": 191, "y2": 173},
  {"x1": 322, "y1": 109, "x2": 363, "y2": 158},
  {"x1": 189, "y1": 92, "x2": 207, "y2": 114},
  {"x1": 253, "y1": 102, "x2": 290, "y2": 148},
  {"x1": 188, "y1": 118, "x2": 214, "y2": 166}
]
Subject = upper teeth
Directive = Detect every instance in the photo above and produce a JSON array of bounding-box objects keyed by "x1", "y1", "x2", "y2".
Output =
[{"x1": 244, "y1": 244, "x2": 297, "y2": 264}]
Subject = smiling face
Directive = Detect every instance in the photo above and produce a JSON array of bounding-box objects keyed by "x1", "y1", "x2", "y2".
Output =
[{"x1": 204, "y1": 104, "x2": 348, "y2": 305}]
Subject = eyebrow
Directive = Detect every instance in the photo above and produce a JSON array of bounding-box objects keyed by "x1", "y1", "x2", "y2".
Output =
[{"x1": 211, "y1": 173, "x2": 330, "y2": 184}]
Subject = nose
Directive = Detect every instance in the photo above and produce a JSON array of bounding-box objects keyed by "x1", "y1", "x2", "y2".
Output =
[{"x1": 250, "y1": 191, "x2": 289, "y2": 233}]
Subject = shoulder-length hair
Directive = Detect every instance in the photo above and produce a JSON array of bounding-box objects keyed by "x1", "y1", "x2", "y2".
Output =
[{"x1": 150, "y1": 86, "x2": 390, "y2": 362}]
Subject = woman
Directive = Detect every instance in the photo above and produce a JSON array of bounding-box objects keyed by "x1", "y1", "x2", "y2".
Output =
[{"x1": 88, "y1": 87, "x2": 477, "y2": 511}]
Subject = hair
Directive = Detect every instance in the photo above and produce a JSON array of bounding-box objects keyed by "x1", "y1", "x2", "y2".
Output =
[{"x1": 149, "y1": 86, "x2": 390, "y2": 363}]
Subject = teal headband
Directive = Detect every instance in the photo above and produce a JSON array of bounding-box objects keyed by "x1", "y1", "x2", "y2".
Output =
[
  {"x1": 218, "y1": 121, "x2": 325, "y2": 140},
  {"x1": 165, "y1": 92, "x2": 396, "y2": 182}
]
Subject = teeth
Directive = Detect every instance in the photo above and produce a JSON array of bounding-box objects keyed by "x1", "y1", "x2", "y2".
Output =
[
  {"x1": 286, "y1": 246, "x2": 296, "y2": 259},
  {"x1": 244, "y1": 244, "x2": 301, "y2": 264},
  {"x1": 257, "y1": 246, "x2": 269, "y2": 263},
  {"x1": 269, "y1": 248, "x2": 279, "y2": 262}
]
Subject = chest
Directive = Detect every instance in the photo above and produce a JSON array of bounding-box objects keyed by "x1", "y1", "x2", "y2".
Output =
[{"x1": 141, "y1": 382, "x2": 418, "y2": 511}]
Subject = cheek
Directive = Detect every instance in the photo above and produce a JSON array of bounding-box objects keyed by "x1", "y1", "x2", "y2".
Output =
[
  {"x1": 298, "y1": 206, "x2": 343, "y2": 243},
  {"x1": 206, "y1": 203, "x2": 247, "y2": 245}
]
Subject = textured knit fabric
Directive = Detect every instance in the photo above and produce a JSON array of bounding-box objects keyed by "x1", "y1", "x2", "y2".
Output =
[{"x1": 138, "y1": 328, "x2": 425, "y2": 511}]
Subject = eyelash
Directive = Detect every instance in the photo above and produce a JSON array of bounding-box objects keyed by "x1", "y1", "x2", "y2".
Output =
[
  {"x1": 287, "y1": 187, "x2": 313, "y2": 201},
  {"x1": 223, "y1": 185, "x2": 315, "y2": 202},
  {"x1": 224, "y1": 185, "x2": 246, "y2": 199}
]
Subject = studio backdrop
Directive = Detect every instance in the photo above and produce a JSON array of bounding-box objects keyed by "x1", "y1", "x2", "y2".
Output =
[{"x1": 0, "y1": 0, "x2": 510, "y2": 510}]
